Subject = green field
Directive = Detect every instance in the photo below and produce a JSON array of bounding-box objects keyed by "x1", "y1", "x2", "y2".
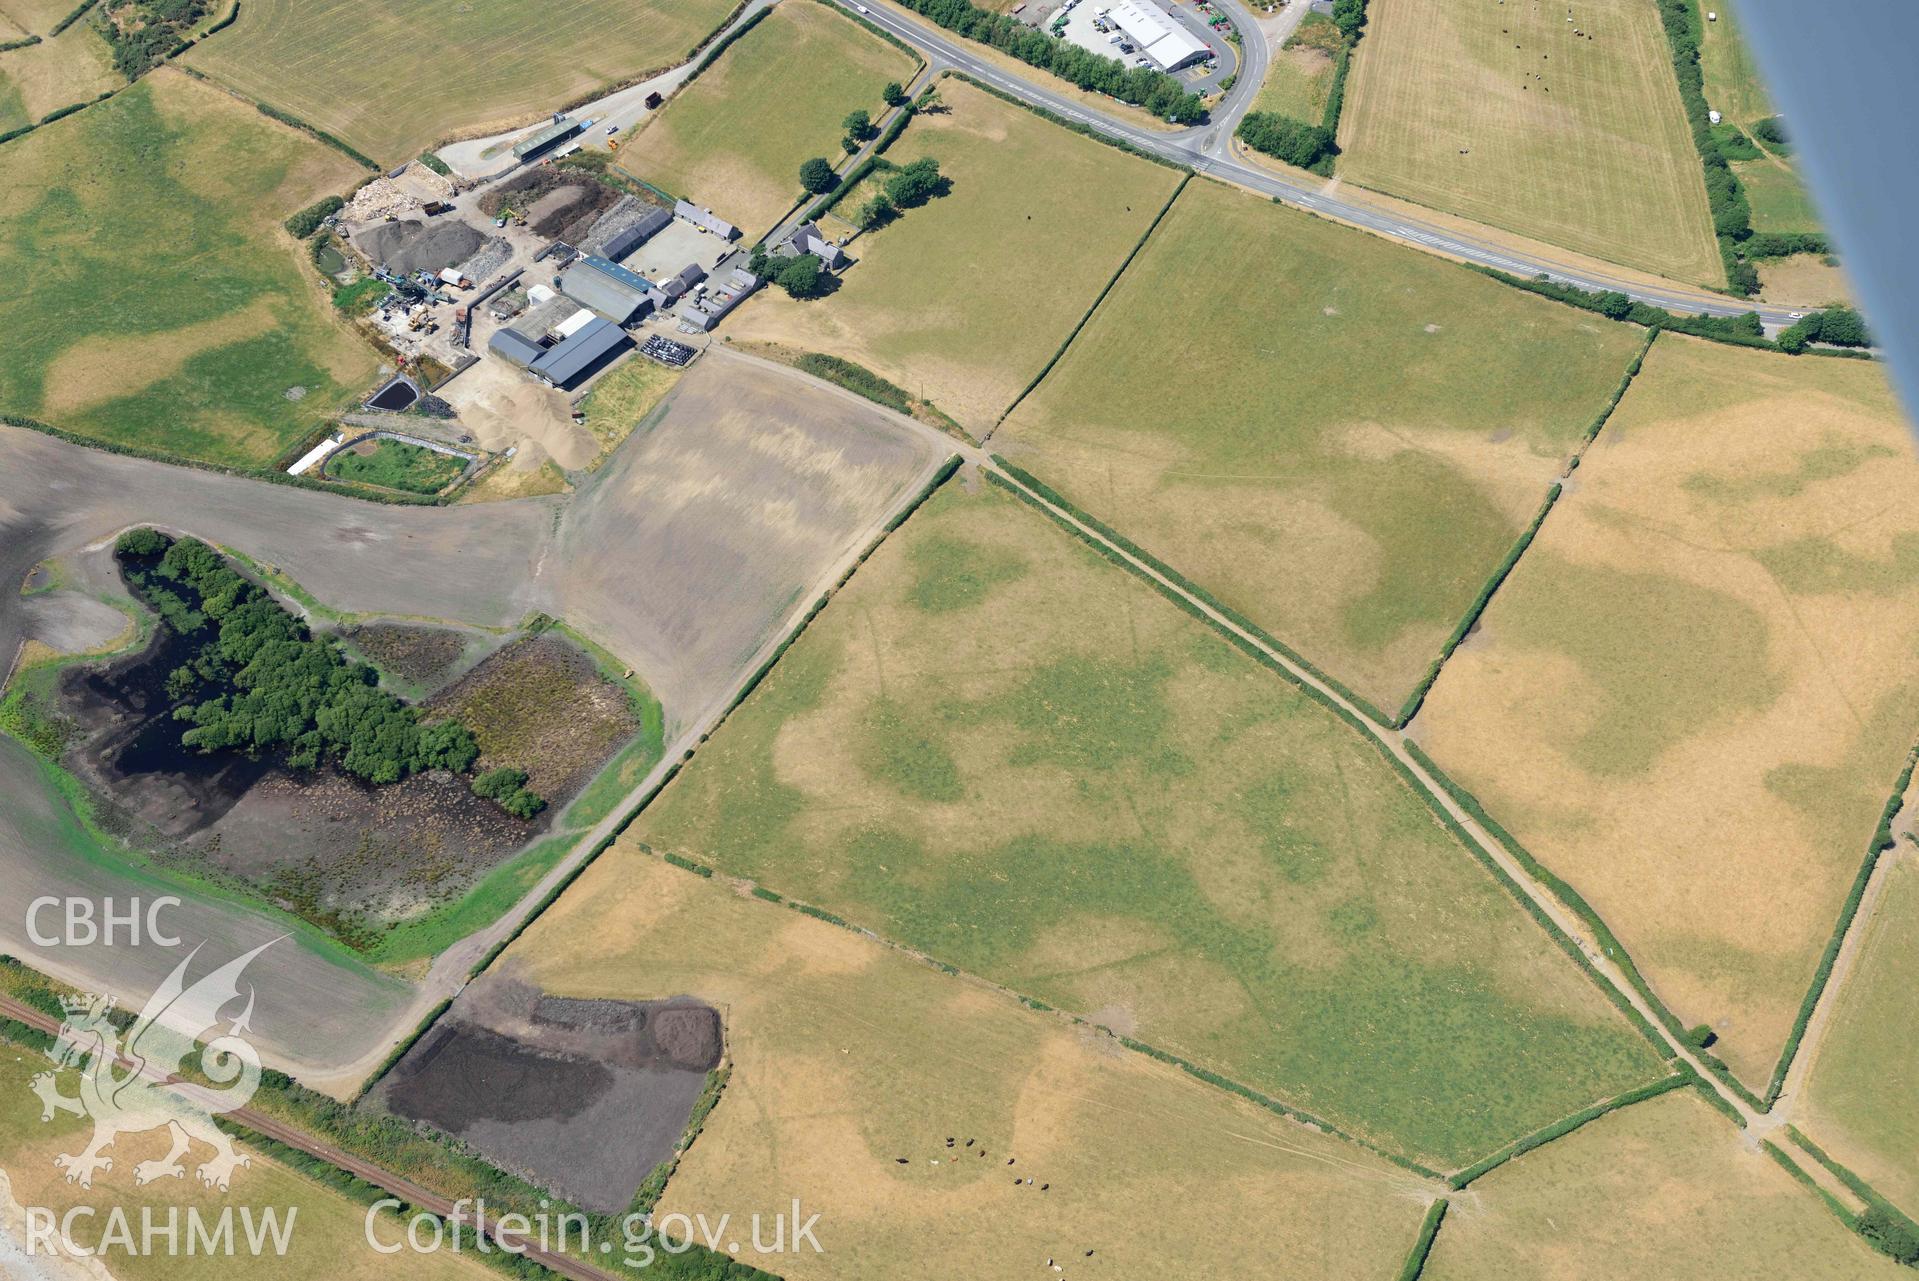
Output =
[
  {"x1": 327, "y1": 437, "x2": 468, "y2": 493},
  {"x1": 1695, "y1": 0, "x2": 1824, "y2": 238},
  {"x1": 182, "y1": 0, "x2": 739, "y2": 165},
  {"x1": 1415, "y1": 337, "x2": 1919, "y2": 1088},
  {"x1": 512, "y1": 849, "x2": 1429, "y2": 1281},
  {"x1": 622, "y1": 0, "x2": 915, "y2": 237},
  {"x1": 633, "y1": 476, "x2": 1666, "y2": 1169},
  {"x1": 1738, "y1": 155, "x2": 1822, "y2": 232},
  {"x1": 732, "y1": 75, "x2": 1183, "y2": 433},
  {"x1": 995, "y1": 177, "x2": 1644, "y2": 713},
  {"x1": 0, "y1": 69, "x2": 378, "y2": 467},
  {"x1": 1424, "y1": 1089, "x2": 1903, "y2": 1279},
  {"x1": 1337, "y1": 0, "x2": 1722, "y2": 284},
  {"x1": 1802, "y1": 858, "x2": 1919, "y2": 1216},
  {"x1": 1695, "y1": 0, "x2": 1772, "y2": 124}
]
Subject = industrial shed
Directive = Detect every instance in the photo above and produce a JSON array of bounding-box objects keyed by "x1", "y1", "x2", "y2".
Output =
[
  {"x1": 560, "y1": 254, "x2": 657, "y2": 324},
  {"x1": 1109, "y1": 0, "x2": 1209, "y2": 70},
  {"x1": 488, "y1": 328, "x2": 546, "y2": 370},
  {"x1": 512, "y1": 116, "x2": 585, "y2": 161},
  {"x1": 601, "y1": 207, "x2": 674, "y2": 262},
  {"x1": 529, "y1": 315, "x2": 629, "y2": 389},
  {"x1": 674, "y1": 200, "x2": 738, "y2": 241}
]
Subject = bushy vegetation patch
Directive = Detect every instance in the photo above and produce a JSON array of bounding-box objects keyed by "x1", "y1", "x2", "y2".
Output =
[
  {"x1": 283, "y1": 193, "x2": 342, "y2": 237},
  {"x1": 326, "y1": 437, "x2": 466, "y2": 494}
]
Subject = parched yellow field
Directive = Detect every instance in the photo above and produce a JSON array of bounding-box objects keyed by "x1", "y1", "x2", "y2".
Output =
[
  {"x1": 1424, "y1": 1089, "x2": 1905, "y2": 1280},
  {"x1": 182, "y1": 0, "x2": 738, "y2": 164},
  {"x1": 0, "y1": 1056, "x2": 492, "y2": 1281},
  {"x1": 1337, "y1": 0, "x2": 1722, "y2": 285},
  {"x1": 1799, "y1": 856, "x2": 1919, "y2": 1216},
  {"x1": 0, "y1": 0, "x2": 83, "y2": 32},
  {"x1": 628, "y1": 476, "x2": 1667, "y2": 1168},
  {"x1": 0, "y1": 21, "x2": 118, "y2": 133},
  {"x1": 995, "y1": 177, "x2": 1644, "y2": 713},
  {"x1": 729, "y1": 76, "x2": 1182, "y2": 433},
  {"x1": 507, "y1": 847, "x2": 1435, "y2": 1281},
  {"x1": 1759, "y1": 253, "x2": 1850, "y2": 308},
  {"x1": 620, "y1": 1, "x2": 914, "y2": 238},
  {"x1": 1414, "y1": 336, "x2": 1919, "y2": 1089}
]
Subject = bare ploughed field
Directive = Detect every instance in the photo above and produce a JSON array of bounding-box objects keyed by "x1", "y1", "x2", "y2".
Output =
[
  {"x1": 0, "y1": 354, "x2": 943, "y2": 1077},
  {"x1": 1, "y1": 354, "x2": 945, "y2": 725},
  {"x1": 374, "y1": 974, "x2": 723, "y2": 1214},
  {"x1": 550, "y1": 352, "x2": 950, "y2": 722}
]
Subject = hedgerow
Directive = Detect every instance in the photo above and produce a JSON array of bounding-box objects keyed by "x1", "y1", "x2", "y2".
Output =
[
  {"x1": 1395, "y1": 1199, "x2": 1447, "y2": 1281},
  {"x1": 1763, "y1": 747, "x2": 1919, "y2": 1105}
]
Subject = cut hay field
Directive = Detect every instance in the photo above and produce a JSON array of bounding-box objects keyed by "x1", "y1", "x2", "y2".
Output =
[
  {"x1": 0, "y1": 21, "x2": 117, "y2": 133},
  {"x1": 181, "y1": 0, "x2": 739, "y2": 166},
  {"x1": 0, "y1": 0, "x2": 82, "y2": 32},
  {"x1": 621, "y1": 1, "x2": 915, "y2": 238},
  {"x1": 0, "y1": 69, "x2": 378, "y2": 468},
  {"x1": 632, "y1": 475, "x2": 1667, "y2": 1169},
  {"x1": 1800, "y1": 856, "x2": 1919, "y2": 1216},
  {"x1": 994, "y1": 177, "x2": 1644, "y2": 714},
  {"x1": 507, "y1": 847, "x2": 1435, "y2": 1280},
  {"x1": 1336, "y1": 0, "x2": 1722, "y2": 284},
  {"x1": 0, "y1": 1054, "x2": 496, "y2": 1281},
  {"x1": 1424, "y1": 1089, "x2": 1903, "y2": 1279},
  {"x1": 1413, "y1": 335, "x2": 1919, "y2": 1090},
  {"x1": 729, "y1": 76, "x2": 1181, "y2": 434}
]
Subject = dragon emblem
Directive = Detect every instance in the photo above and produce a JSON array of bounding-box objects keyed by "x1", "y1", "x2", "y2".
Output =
[{"x1": 29, "y1": 940, "x2": 277, "y2": 1191}]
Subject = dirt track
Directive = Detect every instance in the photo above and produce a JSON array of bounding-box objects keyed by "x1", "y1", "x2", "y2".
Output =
[{"x1": 0, "y1": 354, "x2": 946, "y2": 1088}]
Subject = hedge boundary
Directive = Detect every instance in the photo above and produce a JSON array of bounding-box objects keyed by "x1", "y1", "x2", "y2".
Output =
[
  {"x1": 634, "y1": 832, "x2": 1450, "y2": 1182},
  {"x1": 0, "y1": 413, "x2": 454, "y2": 507},
  {"x1": 48, "y1": 0, "x2": 96, "y2": 36},
  {"x1": 1762, "y1": 746, "x2": 1919, "y2": 1105},
  {"x1": 948, "y1": 69, "x2": 1189, "y2": 172},
  {"x1": 1762, "y1": 1140, "x2": 1859, "y2": 1227},
  {"x1": 685, "y1": 0, "x2": 771, "y2": 83},
  {"x1": 990, "y1": 171, "x2": 1189, "y2": 434},
  {"x1": 985, "y1": 463, "x2": 1675, "y2": 1054},
  {"x1": 1395, "y1": 1198, "x2": 1447, "y2": 1281},
  {"x1": 1446, "y1": 1073, "x2": 1687, "y2": 1189},
  {"x1": 989, "y1": 458, "x2": 1399, "y2": 724},
  {"x1": 800, "y1": 80, "x2": 933, "y2": 222},
  {"x1": 1393, "y1": 328, "x2": 1656, "y2": 726},
  {"x1": 1402, "y1": 738, "x2": 1768, "y2": 1110},
  {"x1": 465, "y1": 452, "x2": 961, "y2": 984}
]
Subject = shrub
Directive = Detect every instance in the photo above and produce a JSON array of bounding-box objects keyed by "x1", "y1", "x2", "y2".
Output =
[
  {"x1": 798, "y1": 156, "x2": 837, "y2": 193},
  {"x1": 883, "y1": 155, "x2": 944, "y2": 208},
  {"x1": 855, "y1": 192, "x2": 895, "y2": 230},
  {"x1": 1236, "y1": 112, "x2": 1335, "y2": 169},
  {"x1": 284, "y1": 195, "x2": 345, "y2": 239},
  {"x1": 1858, "y1": 1205, "x2": 1919, "y2": 1266},
  {"x1": 115, "y1": 527, "x2": 170, "y2": 558},
  {"x1": 471, "y1": 767, "x2": 546, "y2": 818},
  {"x1": 1712, "y1": 123, "x2": 1761, "y2": 162},
  {"x1": 1778, "y1": 306, "x2": 1872, "y2": 353},
  {"x1": 1752, "y1": 115, "x2": 1790, "y2": 150},
  {"x1": 1331, "y1": 0, "x2": 1366, "y2": 40},
  {"x1": 775, "y1": 253, "x2": 826, "y2": 299}
]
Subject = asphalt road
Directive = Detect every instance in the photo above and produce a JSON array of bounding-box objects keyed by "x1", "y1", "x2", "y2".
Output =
[{"x1": 836, "y1": 0, "x2": 1802, "y2": 325}]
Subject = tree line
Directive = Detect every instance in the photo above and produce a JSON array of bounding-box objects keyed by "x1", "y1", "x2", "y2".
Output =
[
  {"x1": 888, "y1": 0, "x2": 1204, "y2": 123},
  {"x1": 114, "y1": 530, "x2": 543, "y2": 814}
]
